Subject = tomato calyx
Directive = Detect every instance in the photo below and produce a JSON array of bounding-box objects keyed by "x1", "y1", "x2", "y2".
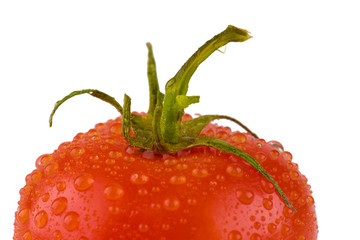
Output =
[{"x1": 49, "y1": 25, "x2": 296, "y2": 212}]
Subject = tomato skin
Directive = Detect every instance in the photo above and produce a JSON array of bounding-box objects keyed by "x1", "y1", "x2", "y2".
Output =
[{"x1": 14, "y1": 116, "x2": 318, "y2": 240}]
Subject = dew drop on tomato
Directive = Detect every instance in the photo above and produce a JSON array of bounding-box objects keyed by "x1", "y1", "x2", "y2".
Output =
[
  {"x1": 187, "y1": 198, "x2": 197, "y2": 205},
  {"x1": 250, "y1": 233, "x2": 261, "y2": 240},
  {"x1": 63, "y1": 211, "x2": 80, "y2": 231},
  {"x1": 226, "y1": 164, "x2": 243, "y2": 178},
  {"x1": 108, "y1": 205, "x2": 121, "y2": 215},
  {"x1": 70, "y1": 147, "x2": 85, "y2": 158},
  {"x1": 51, "y1": 197, "x2": 68, "y2": 215},
  {"x1": 108, "y1": 150, "x2": 122, "y2": 159},
  {"x1": 283, "y1": 206, "x2": 295, "y2": 218},
  {"x1": 263, "y1": 197, "x2": 273, "y2": 210},
  {"x1": 137, "y1": 188, "x2": 148, "y2": 196},
  {"x1": 138, "y1": 223, "x2": 149, "y2": 233},
  {"x1": 44, "y1": 162, "x2": 59, "y2": 176},
  {"x1": 74, "y1": 174, "x2": 95, "y2": 191},
  {"x1": 260, "y1": 179, "x2": 275, "y2": 194},
  {"x1": 268, "y1": 223, "x2": 277, "y2": 233},
  {"x1": 17, "y1": 208, "x2": 29, "y2": 224},
  {"x1": 35, "y1": 154, "x2": 53, "y2": 170},
  {"x1": 103, "y1": 183, "x2": 124, "y2": 200},
  {"x1": 53, "y1": 230, "x2": 62, "y2": 240},
  {"x1": 227, "y1": 230, "x2": 242, "y2": 240},
  {"x1": 130, "y1": 173, "x2": 149, "y2": 184},
  {"x1": 56, "y1": 181, "x2": 66, "y2": 191},
  {"x1": 162, "y1": 223, "x2": 170, "y2": 231},
  {"x1": 191, "y1": 168, "x2": 209, "y2": 178},
  {"x1": 236, "y1": 189, "x2": 254, "y2": 205},
  {"x1": 34, "y1": 210, "x2": 48, "y2": 228},
  {"x1": 41, "y1": 192, "x2": 50, "y2": 202},
  {"x1": 22, "y1": 231, "x2": 32, "y2": 240},
  {"x1": 268, "y1": 140, "x2": 284, "y2": 152},
  {"x1": 30, "y1": 170, "x2": 41, "y2": 183},
  {"x1": 230, "y1": 132, "x2": 247, "y2": 144},
  {"x1": 163, "y1": 197, "x2": 180, "y2": 211},
  {"x1": 169, "y1": 175, "x2": 186, "y2": 185},
  {"x1": 281, "y1": 224, "x2": 291, "y2": 236}
]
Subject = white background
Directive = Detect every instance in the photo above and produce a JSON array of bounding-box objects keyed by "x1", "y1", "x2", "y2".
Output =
[{"x1": 1, "y1": 1, "x2": 359, "y2": 239}]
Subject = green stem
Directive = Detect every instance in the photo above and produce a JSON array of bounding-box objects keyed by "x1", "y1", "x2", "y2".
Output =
[
  {"x1": 146, "y1": 43, "x2": 161, "y2": 118},
  {"x1": 172, "y1": 136, "x2": 296, "y2": 212},
  {"x1": 161, "y1": 26, "x2": 252, "y2": 144},
  {"x1": 49, "y1": 89, "x2": 123, "y2": 127}
]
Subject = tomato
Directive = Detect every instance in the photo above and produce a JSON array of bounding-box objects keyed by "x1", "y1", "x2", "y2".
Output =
[{"x1": 14, "y1": 25, "x2": 318, "y2": 239}]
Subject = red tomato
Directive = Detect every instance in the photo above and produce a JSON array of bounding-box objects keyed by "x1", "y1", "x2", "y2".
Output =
[
  {"x1": 14, "y1": 25, "x2": 318, "y2": 240},
  {"x1": 14, "y1": 116, "x2": 317, "y2": 240}
]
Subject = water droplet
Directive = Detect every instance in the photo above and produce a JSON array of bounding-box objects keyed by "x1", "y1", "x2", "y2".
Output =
[
  {"x1": 268, "y1": 223, "x2": 277, "y2": 233},
  {"x1": 36, "y1": 154, "x2": 53, "y2": 170},
  {"x1": 227, "y1": 230, "x2": 242, "y2": 240},
  {"x1": 282, "y1": 151, "x2": 293, "y2": 161},
  {"x1": 254, "y1": 152, "x2": 267, "y2": 162},
  {"x1": 74, "y1": 174, "x2": 95, "y2": 191},
  {"x1": 298, "y1": 234, "x2": 306, "y2": 240},
  {"x1": 56, "y1": 181, "x2": 66, "y2": 191},
  {"x1": 226, "y1": 164, "x2": 243, "y2": 178},
  {"x1": 283, "y1": 206, "x2": 295, "y2": 218},
  {"x1": 269, "y1": 141, "x2": 284, "y2": 152},
  {"x1": 150, "y1": 187, "x2": 160, "y2": 194},
  {"x1": 176, "y1": 163, "x2": 188, "y2": 170},
  {"x1": 163, "y1": 197, "x2": 180, "y2": 211},
  {"x1": 230, "y1": 132, "x2": 247, "y2": 144},
  {"x1": 192, "y1": 168, "x2": 209, "y2": 178},
  {"x1": 44, "y1": 162, "x2": 59, "y2": 176},
  {"x1": 236, "y1": 189, "x2": 254, "y2": 205},
  {"x1": 110, "y1": 123, "x2": 122, "y2": 134},
  {"x1": 179, "y1": 218, "x2": 187, "y2": 224},
  {"x1": 51, "y1": 197, "x2": 68, "y2": 215},
  {"x1": 164, "y1": 158, "x2": 178, "y2": 166},
  {"x1": 250, "y1": 233, "x2": 261, "y2": 240},
  {"x1": 281, "y1": 224, "x2": 291, "y2": 236},
  {"x1": 53, "y1": 230, "x2": 62, "y2": 240},
  {"x1": 105, "y1": 158, "x2": 116, "y2": 165},
  {"x1": 138, "y1": 223, "x2": 149, "y2": 233},
  {"x1": 130, "y1": 173, "x2": 149, "y2": 184},
  {"x1": 162, "y1": 223, "x2": 170, "y2": 231},
  {"x1": 263, "y1": 197, "x2": 273, "y2": 210},
  {"x1": 63, "y1": 211, "x2": 80, "y2": 231},
  {"x1": 103, "y1": 183, "x2": 124, "y2": 200},
  {"x1": 109, "y1": 151, "x2": 122, "y2": 159},
  {"x1": 30, "y1": 170, "x2": 42, "y2": 183},
  {"x1": 35, "y1": 210, "x2": 48, "y2": 228},
  {"x1": 306, "y1": 195, "x2": 315, "y2": 206},
  {"x1": 41, "y1": 193, "x2": 50, "y2": 202},
  {"x1": 137, "y1": 188, "x2": 148, "y2": 196},
  {"x1": 269, "y1": 149, "x2": 280, "y2": 160},
  {"x1": 17, "y1": 208, "x2": 29, "y2": 224},
  {"x1": 169, "y1": 175, "x2": 187, "y2": 185},
  {"x1": 260, "y1": 179, "x2": 275, "y2": 194},
  {"x1": 70, "y1": 147, "x2": 85, "y2": 158},
  {"x1": 290, "y1": 170, "x2": 300, "y2": 180},
  {"x1": 254, "y1": 221, "x2": 261, "y2": 229},
  {"x1": 187, "y1": 198, "x2": 197, "y2": 206},
  {"x1": 22, "y1": 231, "x2": 32, "y2": 240},
  {"x1": 290, "y1": 190, "x2": 300, "y2": 201},
  {"x1": 108, "y1": 205, "x2": 121, "y2": 215},
  {"x1": 150, "y1": 202, "x2": 161, "y2": 210},
  {"x1": 282, "y1": 172, "x2": 290, "y2": 182}
]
